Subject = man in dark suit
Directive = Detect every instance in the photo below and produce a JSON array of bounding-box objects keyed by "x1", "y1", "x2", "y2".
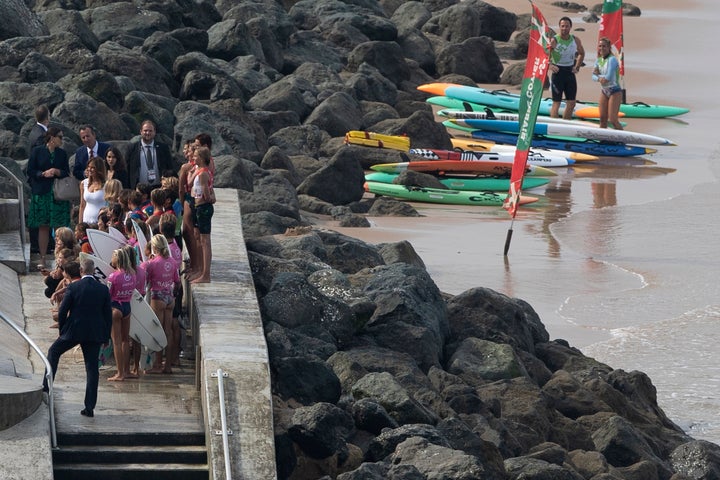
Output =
[
  {"x1": 45, "y1": 258, "x2": 112, "y2": 417},
  {"x1": 72, "y1": 125, "x2": 111, "y2": 180},
  {"x1": 126, "y1": 119, "x2": 174, "y2": 189},
  {"x1": 28, "y1": 105, "x2": 50, "y2": 152}
]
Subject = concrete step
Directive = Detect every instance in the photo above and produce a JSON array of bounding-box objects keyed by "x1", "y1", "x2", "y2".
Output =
[
  {"x1": 0, "y1": 230, "x2": 28, "y2": 274},
  {"x1": 0, "y1": 374, "x2": 43, "y2": 430},
  {"x1": 53, "y1": 444, "x2": 207, "y2": 464},
  {"x1": 53, "y1": 463, "x2": 209, "y2": 480},
  {"x1": 53, "y1": 432, "x2": 208, "y2": 480}
]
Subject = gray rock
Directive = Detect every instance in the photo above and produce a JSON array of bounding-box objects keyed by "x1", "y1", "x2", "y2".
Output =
[
  {"x1": 56, "y1": 70, "x2": 123, "y2": 111},
  {"x1": 288, "y1": 402, "x2": 355, "y2": 460},
  {"x1": 377, "y1": 241, "x2": 425, "y2": 268},
  {"x1": 304, "y1": 92, "x2": 363, "y2": 138},
  {"x1": 369, "y1": 110, "x2": 451, "y2": 150},
  {"x1": 207, "y1": 19, "x2": 264, "y2": 61},
  {"x1": 391, "y1": 436, "x2": 493, "y2": 479},
  {"x1": 447, "y1": 287, "x2": 550, "y2": 356},
  {"x1": 352, "y1": 372, "x2": 437, "y2": 426},
  {"x1": 447, "y1": 338, "x2": 529, "y2": 384},
  {"x1": 352, "y1": 397, "x2": 399, "y2": 434},
  {"x1": 366, "y1": 423, "x2": 450, "y2": 461},
  {"x1": 435, "y1": 36, "x2": 504, "y2": 83},
  {"x1": 265, "y1": 321, "x2": 338, "y2": 362},
  {"x1": 592, "y1": 415, "x2": 670, "y2": 475},
  {"x1": 85, "y1": 2, "x2": 170, "y2": 43},
  {"x1": 0, "y1": 0, "x2": 47, "y2": 40},
  {"x1": 504, "y1": 456, "x2": 584, "y2": 480},
  {"x1": 260, "y1": 271, "x2": 357, "y2": 346},
  {"x1": 366, "y1": 197, "x2": 421, "y2": 217},
  {"x1": 670, "y1": 440, "x2": 720, "y2": 480},
  {"x1": 347, "y1": 41, "x2": 411, "y2": 87},
  {"x1": 345, "y1": 63, "x2": 399, "y2": 105},
  {"x1": 296, "y1": 147, "x2": 366, "y2": 205},
  {"x1": 97, "y1": 41, "x2": 176, "y2": 97},
  {"x1": 52, "y1": 90, "x2": 132, "y2": 141},
  {"x1": 314, "y1": 228, "x2": 385, "y2": 274},
  {"x1": 274, "y1": 356, "x2": 342, "y2": 405},
  {"x1": 268, "y1": 125, "x2": 331, "y2": 157}
]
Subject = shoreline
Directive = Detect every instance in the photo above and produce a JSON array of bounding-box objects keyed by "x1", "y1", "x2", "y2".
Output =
[{"x1": 319, "y1": 0, "x2": 699, "y2": 349}]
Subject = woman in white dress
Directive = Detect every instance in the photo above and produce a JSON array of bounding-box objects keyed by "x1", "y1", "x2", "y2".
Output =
[{"x1": 79, "y1": 156, "x2": 107, "y2": 224}]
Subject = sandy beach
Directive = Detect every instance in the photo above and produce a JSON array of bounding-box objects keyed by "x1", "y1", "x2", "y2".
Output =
[{"x1": 321, "y1": 0, "x2": 720, "y2": 442}]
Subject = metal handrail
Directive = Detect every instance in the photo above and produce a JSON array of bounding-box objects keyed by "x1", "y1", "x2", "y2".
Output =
[
  {"x1": 0, "y1": 309, "x2": 56, "y2": 448},
  {"x1": 212, "y1": 368, "x2": 233, "y2": 480},
  {"x1": 0, "y1": 162, "x2": 28, "y2": 271}
]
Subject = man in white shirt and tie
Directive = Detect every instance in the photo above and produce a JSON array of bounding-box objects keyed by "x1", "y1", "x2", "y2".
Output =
[
  {"x1": 72, "y1": 125, "x2": 111, "y2": 180},
  {"x1": 127, "y1": 119, "x2": 175, "y2": 189}
]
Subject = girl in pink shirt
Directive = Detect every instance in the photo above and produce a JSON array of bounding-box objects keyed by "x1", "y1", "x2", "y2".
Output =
[
  {"x1": 145, "y1": 234, "x2": 180, "y2": 374},
  {"x1": 107, "y1": 248, "x2": 136, "y2": 381}
]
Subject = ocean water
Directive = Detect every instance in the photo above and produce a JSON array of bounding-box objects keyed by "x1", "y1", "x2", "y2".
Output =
[{"x1": 337, "y1": 1, "x2": 720, "y2": 444}]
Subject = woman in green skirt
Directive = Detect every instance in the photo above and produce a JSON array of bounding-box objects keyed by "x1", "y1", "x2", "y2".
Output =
[{"x1": 27, "y1": 126, "x2": 71, "y2": 267}]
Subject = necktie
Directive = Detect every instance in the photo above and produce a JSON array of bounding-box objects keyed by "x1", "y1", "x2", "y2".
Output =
[
  {"x1": 88, "y1": 148, "x2": 94, "y2": 159},
  {"x1": 145, "y1": 146, "x2": 153, "y2": 169}
]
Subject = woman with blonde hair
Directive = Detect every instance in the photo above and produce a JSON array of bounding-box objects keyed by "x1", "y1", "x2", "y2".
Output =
[
  {"x1": 144, "y1": 234, "x2": 180, "y2": 373},
  {"x1": 79, "y1": 156, "x2": 107, "y2": 224},
  {"x1": 107, "y1": 247, "x2": 136, "y2": 381}
]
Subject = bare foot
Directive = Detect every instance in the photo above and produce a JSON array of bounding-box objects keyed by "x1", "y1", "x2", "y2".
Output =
[
  {"x1": 49, "y1": 323, "x2": 59, "y2": 328},
  {"x1": 108, "y1": 374, "x2": 124, "y2": 381},
  {"x1": 190, "y1": 277, "x2": 210, "y2": 284},
  {"x1": 125, "y1": 372, "x2": 139, "y2": 379},
  {"x1": 146, "y1": 367, "x2": 164, "y2": 374}
]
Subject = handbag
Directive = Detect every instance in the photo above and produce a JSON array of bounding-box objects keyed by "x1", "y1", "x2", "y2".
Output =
[{"x1": 53, "y1": 176, "x2": 80, "y2": 201}]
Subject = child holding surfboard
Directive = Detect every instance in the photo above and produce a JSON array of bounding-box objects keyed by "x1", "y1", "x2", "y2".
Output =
[
  {"x1": 145, "y1": 234, "x2": 180, "y2": 374},
  {"x1": 107, "y1": 248, "x2": 136, "y2": 381}
]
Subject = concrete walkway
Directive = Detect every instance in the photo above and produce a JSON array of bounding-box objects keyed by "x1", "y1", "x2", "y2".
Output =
[{"x1": 0, "y1": 188, "x2": 277, "y2": 479}]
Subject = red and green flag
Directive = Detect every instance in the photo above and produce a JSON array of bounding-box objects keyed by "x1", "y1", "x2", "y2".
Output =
[
  {"x1": 599, "y1": 0, "x2": 625, "y2": 78},
  {"x1": 503, "y1": 1, "x2": 552, "y2": 254}
]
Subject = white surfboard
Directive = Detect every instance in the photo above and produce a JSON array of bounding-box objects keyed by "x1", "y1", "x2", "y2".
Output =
[
  {"x1": 87, "y1": 229, "x2": 127, "y2": 266},
  {"x1": 438, "y1": 109, "x2": 602, "y2": 128},
  {"x1": 408, "y1": 148, "x2": 573, "y2": 167},
  {"x1": 131, "y1": 220, "x2": 149, "y2": 263},
  {"x1": 79, "y1": 252, "x2": 167, "y2": 352},
  {"x1": 449, "y1": 119, "x2": 676, "y2": 146},
  {"x1": 108, "y1": 226, "x2": 127, "y2": 244}
]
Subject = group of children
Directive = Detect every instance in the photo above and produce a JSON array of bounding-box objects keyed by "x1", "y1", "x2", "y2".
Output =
[{"x1": 40, "y1": 133, "x2": 217, "y2": 380}]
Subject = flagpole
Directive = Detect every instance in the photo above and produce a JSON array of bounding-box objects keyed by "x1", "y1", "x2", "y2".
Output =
[{"x1": 503, "y1": 219, "x2": 516, "y2": 256}]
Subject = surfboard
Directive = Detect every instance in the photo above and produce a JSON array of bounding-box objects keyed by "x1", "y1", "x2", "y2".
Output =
[
  {"x1": 78, "y1": 252, "x2": 167, "y2": 352},
  {"x1": 448, "y1": 138, "x2": 598, "y2": 162},
  {"x1": 409, "y1": 148, "x2": 573, "y2": 168},
  {"x1": 365, "y1": 172, "x2": 549, "y2": 192},
  {"x1": 86, "y1": 229, "x2": 127, "y2": 266},
  {"x1": 131, "y1": 220, "x2": 149, "y2": 262},
  {"x1": 575, "y1": 101, "x2": 689, "y2": 119},
  {"x1": 370, "y1": 160, "x2": 553, "y2": 176},
  {"x1": 448, "y1": 119, "x2": 676, "y2": 146},
  {"x1": 437, "y1": 108, "x2": 603, "y2": 128},
  {"x1": 364, "y1": 181, "x2": 538, "y2": 206},
  {"x1": 108, "y1": 227, "x2": 127, "y2": 244},
  {"x1": 462, "y1": 130, "x2": 656, "y2": 157},
  {"x1": 344, "y1": 130, "x2": 411, "y2": 151},
  {"x1": 421, "y1": 83, "x2": 686, "y2": 119}
]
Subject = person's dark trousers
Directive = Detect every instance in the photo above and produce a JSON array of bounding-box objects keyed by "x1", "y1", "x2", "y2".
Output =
[{"x1": 46, "y1": 337, "x2": 102, "y2": 411}]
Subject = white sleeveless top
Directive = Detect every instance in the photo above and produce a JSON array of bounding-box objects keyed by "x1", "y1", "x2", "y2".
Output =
[{"x1": 82, "y1": 178, "x2": 106, "y2": 223}]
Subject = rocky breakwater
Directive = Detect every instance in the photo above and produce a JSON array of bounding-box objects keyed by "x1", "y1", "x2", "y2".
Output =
[{"x1": 1, "y1": 0, "x2": 719, "y2": 478}]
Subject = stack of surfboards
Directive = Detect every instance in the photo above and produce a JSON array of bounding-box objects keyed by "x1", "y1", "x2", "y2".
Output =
[{"x1": 344, "y1": 130, "x2": 410, "y2": 152}]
